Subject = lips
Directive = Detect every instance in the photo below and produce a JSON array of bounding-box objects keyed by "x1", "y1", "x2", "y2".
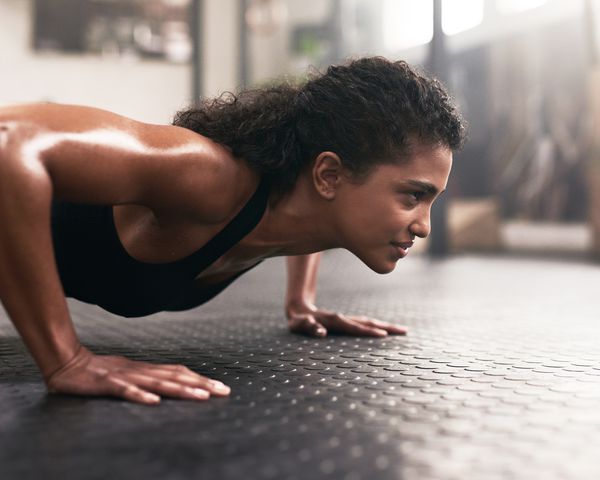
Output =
[
  {"x1": 391, "y1": 240, "x2": 414, "y2": 250},
  {"x1": 390, "y1": 240, "x2": 414, "y2": 259}
]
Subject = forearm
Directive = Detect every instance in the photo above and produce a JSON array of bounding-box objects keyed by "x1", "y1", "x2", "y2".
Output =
[
  {"x1": 285, "y1": 253, "x2": 321, "y2": 316},
  {"x1": 0, "y1": 145, "x2": 80, "y2": 380}
]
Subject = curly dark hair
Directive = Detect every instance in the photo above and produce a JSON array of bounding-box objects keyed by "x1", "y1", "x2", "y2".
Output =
[{"x1": 173, "y1": 56, "x2": 466, "y2": 197}]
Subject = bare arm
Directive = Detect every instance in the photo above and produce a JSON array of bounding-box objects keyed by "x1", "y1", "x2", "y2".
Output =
[
  {"x1": 0, "y1": 136, "x2": 79, "y2": 378},
  {"x1": 285, "y1": 253, "x2": 321, "y2": 317},
  {"x1": 285, "y1": 253, "x2": 407, "y2": 338},
  {"x1": 0, "y1": 103, "x2": 239, "y2": 403}
]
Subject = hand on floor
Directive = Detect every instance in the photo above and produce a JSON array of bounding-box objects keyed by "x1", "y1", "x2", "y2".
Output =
[
  {"x1": 286, "y1": 303, "x2": 407, "y2": 338},
  {"x1": 45, "y1": 345, "x2": 230, "y2": 405}
]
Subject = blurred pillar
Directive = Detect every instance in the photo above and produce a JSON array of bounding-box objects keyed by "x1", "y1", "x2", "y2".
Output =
[
  {"x1": 330, "y1": 0, "x2": 343, "y2": 64},
  {"x1": 191, "y1": 0, "x2": 203, "y2": 105},
  {"x1": 202, "y1": 0, "x2": 240, "y2": 98},
  {"x1": 427, "y1": 0, "x2": 450, "y2": 256},
  {"x1": 585, "y1": 0, "x2": 600, "y2": 259},
  {"x1": 239, "y1": 0, "x2": 250, "y2": 88}
]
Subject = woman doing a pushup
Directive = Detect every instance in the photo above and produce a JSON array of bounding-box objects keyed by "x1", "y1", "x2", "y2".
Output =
[{"x1": 0, "y1": 57, "x2": 465, "y2": 404}]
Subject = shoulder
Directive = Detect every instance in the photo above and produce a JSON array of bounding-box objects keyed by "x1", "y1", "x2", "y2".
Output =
[
  {"x1": 0, "y1": 103, "x2": 260, "y2": 221},
  {"x1": 140, "y1": 123, "x2": 261, "y2": 224}
]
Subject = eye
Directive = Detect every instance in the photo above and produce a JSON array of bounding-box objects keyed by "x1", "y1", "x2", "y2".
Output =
[{"x1": 405, "y1": 191, "x2": 425, "y2": 204}]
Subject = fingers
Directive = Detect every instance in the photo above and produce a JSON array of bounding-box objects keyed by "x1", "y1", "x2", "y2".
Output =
[
  {"x1": 316, "y1": 313, "x2": 407, "y2": 337},
  {"x1": 288, "y1": 313, "x2": 327, "y2": 337},
  {"x1": 134, "y1": 364, "x2": 231, "y2": 397},
  {"x1": 97, "y1": 365, "x2": 231, "y2": 404},
  {"x1": 353, "y1": 316, "x2": 408, "y2": 335},
  {"x1": 289, "y1": 311, "x2": 407, "y2": 338},
  {"x1": 105, "y1": 377, "x2": 161, "y2": 405},
  {"x1": 327, "y1": 314, "x2": 389, "y2": 337},
  {"x1": 120, "y1": 372, "x2": 211, "y2": 401}
]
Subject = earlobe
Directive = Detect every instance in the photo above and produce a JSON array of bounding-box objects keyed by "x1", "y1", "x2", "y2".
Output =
[{"x1": 313, "y1": 151, "x2": 342, "y2": 200}]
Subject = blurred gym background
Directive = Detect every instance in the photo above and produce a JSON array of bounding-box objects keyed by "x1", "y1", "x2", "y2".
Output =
[{"x1": 2, "y1": 0, "x2": 600, "y2": 260}]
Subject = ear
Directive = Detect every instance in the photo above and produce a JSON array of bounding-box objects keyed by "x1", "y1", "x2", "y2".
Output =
[{"x1": 312, "y1": 152, "x2": 343, "y2": 200}]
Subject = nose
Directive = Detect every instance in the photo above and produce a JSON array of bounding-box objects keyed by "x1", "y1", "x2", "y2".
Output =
[{"x1": 409, "y1": 209, "x2": 431, "y2": 239}]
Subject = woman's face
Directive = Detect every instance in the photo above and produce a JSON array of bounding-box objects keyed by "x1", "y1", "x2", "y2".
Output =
[{"x1": 333, "y1": 145, "x2": 452, "y2": 274}]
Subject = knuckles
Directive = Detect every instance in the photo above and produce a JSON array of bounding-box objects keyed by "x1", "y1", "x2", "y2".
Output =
[{"x1": 93, "y1": 369, "x2": 110, "y2": 381}]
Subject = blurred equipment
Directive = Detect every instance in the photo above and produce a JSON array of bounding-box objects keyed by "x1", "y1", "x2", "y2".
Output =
[
  {"x1": 587, "y1": 74, "x2": 600, "y2": 260},
  {"x1": 585, "y1": 0, "x2": 600, "y2": 259},
  {"x1": 33, "y1": 0, "x2": 192, "y2": 63},
  {"x1": 245, "y1": 0, "x2": 288, "y2": 34},
  {"x1": 448, "y1": 198, "x2": 503, "y2": 252}
]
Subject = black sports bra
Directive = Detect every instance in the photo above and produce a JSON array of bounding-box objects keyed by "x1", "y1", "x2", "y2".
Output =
[{"x1": 51, "y1": 179, "x2": 270, "y2": 317}]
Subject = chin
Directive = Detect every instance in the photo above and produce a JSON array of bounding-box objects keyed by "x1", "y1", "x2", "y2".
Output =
[
  {"x1": 350, "y1": 248, "x2": 398, "y2": 274},
  {"x1": 376, "y1": 263, "x2": 397, "y2": 274},
  {"x1": 362, "y1": 255, "x2": 398, "y2": 274}
]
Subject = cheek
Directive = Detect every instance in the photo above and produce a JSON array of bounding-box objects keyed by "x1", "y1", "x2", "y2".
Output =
[
  {"x1": 360, "y1": 202, "x2": 397, "y2": 232},
  {"x1": 360, "y1": 205, "x2": 409, "y2": 244},
  {"x1": 368, "y1": 193, "x2": 398, "y2": 215},
  {"x1": 341, "y1": 191, "x2": 406, "y2": 244},
  {"x1": 380, "y1": 202, "x2": 412, "y2": 230}
]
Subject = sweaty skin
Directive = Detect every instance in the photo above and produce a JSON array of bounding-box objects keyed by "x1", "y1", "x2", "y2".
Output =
[{"x1": 0, "y1": 103, "x2": 450, "y2": 404}]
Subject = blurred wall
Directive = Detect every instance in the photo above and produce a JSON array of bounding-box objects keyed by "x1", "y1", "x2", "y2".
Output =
[{"x1": 0, "y1": 0, "x2": 190, "y2": 124}]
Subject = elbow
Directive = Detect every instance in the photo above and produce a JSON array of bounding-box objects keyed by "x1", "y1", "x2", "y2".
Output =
[{"x1": 0, "y1": 130, "x2": 53, "y2": 210}]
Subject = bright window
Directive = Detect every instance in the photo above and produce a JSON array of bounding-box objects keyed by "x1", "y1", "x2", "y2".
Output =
[
  {"x1": 442, "y1": 0, "x2": 485, "y2": 35},
  {"x1": 383, "y1": 0, "x2": 433, "y2": 50},
  {"x1": 496, "y1": 0, "x2": 547, "y2": 14}
]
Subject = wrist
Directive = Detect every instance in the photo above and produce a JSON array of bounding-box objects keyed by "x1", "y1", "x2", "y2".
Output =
[
  {"x1": 41, "y1": 342, "x2": 85, "y2": 383},
  {"x1": 285, "y1": 298, "x2": 317, "y2": 319}
]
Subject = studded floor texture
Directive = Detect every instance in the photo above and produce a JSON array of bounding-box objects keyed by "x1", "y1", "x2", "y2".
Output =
[{"x1": 1, "y1": 250, "x2": 600, "y2": 480}]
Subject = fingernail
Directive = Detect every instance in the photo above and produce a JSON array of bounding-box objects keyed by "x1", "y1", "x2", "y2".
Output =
[
  {"x1": 145, "y1": 393, "x2": 161, "y2": 403},
  {"x1": 376, "y1": 329, "x2": 388, "y2": 336},
  {"x1": 192, "y1": 388, "x2": 210, "y2": 399},
  {"x1": 317, "y1": 328, "x2": 326, "y2": 336},
  {"x1": 210, "y1": 381, "x2": 231, "y2": 394}
]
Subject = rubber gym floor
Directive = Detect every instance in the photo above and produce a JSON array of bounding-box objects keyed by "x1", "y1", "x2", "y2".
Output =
[{"x1": 1, "y1": 250, "x2": 600, "y2": 480}]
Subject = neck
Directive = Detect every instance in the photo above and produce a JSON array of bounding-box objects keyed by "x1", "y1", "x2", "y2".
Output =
[{"x1": 236, "y1": 173, "x2": 340, "y2": 259}]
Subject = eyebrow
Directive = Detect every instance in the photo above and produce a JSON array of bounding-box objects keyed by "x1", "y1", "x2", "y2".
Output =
[{"x1": 404, "y1": 180, "x2": 441, "y2": 196}]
